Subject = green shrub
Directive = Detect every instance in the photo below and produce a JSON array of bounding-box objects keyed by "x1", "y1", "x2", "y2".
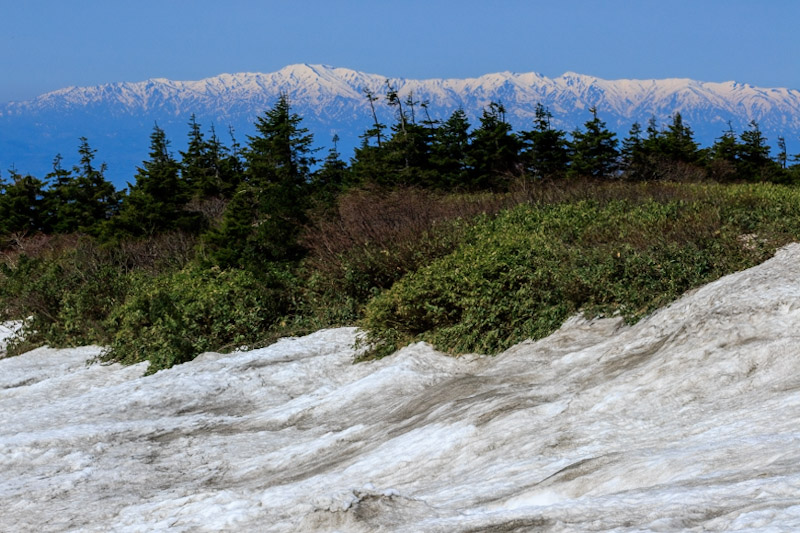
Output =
[
  {"x1": 361, "y1": 184, "x2": 800, "y2": 359},
  {"x1": 0, "y1": 238, "x2": 128, "y2": 353},
  {"x1": 101, "y1": 264, "x2": 294, "y2": 374}
]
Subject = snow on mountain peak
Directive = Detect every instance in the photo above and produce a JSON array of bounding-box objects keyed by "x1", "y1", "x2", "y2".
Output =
[
  {"x1": 6, "y1": 66, "x2": 796, "y2": 120},
  {"x1": 4, "y1": 64, "x2": 800, "y2": 185}
]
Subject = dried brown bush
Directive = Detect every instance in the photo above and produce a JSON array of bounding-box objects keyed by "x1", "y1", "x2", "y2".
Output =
[
  {"x1": 112, "y1": 231, "x2": 198, "y2": 274},
  {"x1": 301, "y1": 186, "x2": 514, "y2": 299},
  {"x1": 0, "y1": 232, "x2": 81, "y2": 266}
]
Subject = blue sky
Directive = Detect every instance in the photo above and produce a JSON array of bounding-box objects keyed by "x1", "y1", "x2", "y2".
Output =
[{"x1": 2, "y1": 0, "x2": 799, "y2": 102}]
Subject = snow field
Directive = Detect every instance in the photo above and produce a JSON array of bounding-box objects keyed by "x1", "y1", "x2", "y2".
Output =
[{"x1": 3, "y1": 245, "x2": 800, "y2": 531}]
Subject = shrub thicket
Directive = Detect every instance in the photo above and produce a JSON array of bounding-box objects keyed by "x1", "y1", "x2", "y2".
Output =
[
  {"x1": 301, "y1": 187, "x2": 512, "y2": 304},
  {"x1": 0, "y1": 236, "x2": 128, "y2": 353},
  {"x1": 360, "y1": 183, "x2": 800, "y2": 358},
  {"x1": 100, "y1": 264, "x2": 295, "y2": 374}
]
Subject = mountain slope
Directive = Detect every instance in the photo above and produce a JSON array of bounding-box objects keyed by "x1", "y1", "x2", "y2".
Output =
[
  {"x1": 3, "y1": 64, "x2": 800, "y2": 186},
  {"x1": 3, "y1": 244, "x2": 800, "y2": 531}
]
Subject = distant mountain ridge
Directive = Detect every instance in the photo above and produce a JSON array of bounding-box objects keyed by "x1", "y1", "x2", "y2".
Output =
[{"x1": 3, "y1": 64, "x2": 800, "y2": 187}]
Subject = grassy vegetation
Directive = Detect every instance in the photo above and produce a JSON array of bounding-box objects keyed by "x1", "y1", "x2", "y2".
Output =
[{"x1": 3, "y1": 181, "x2": 800, "y2": 370}]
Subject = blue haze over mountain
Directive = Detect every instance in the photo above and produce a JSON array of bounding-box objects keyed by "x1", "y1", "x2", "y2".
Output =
[{"x1": 3, "y1": 64, "x2": 800, "y2": 188}]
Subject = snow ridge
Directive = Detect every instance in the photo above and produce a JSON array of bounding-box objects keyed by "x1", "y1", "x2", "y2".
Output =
[
  {"x1": 4, "y1": 64, "x2": 800, "y2": 185},
  {"x1": 6, "y1": 63, "x2": 800, "y2": 125}
]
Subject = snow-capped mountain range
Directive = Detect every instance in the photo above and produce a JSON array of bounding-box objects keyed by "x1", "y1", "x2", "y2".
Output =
[{"x1": 3, "y1": 64, "x2": 800, "y2": 187}]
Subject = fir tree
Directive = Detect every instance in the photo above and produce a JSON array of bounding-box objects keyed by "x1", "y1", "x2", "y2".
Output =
[
  {"x1": 362, "y1": 87, "x2": 386, "y2": 148},
  {"x1": 0, "y1": 168, "x2": 47, "y2": 237},
  {"x1": 662, "y1": 112, "x2": 701, "y2": 163},
  {"x1": 205, "y1": 94, "x2": 315, "y2": 267},
  {"x1": 380, "y1": 90, "x2": 436, "y2": 187},
  {"x1": 467, "y1": 102, "x2": 521, "y2": 189},
  {"x1": 180, "y1": 114, "x2": 213, "y2": 195},
  {"x1": 430, "y1": 108, "x2": 471, "y2": 188},
  {"x1": 708, "y1": 122, "x2": 740, "y2": 182},
  {"x1": 567, "y1": 107, "x2": 619, "y2": 179},
  {"x1": 41, "y1": 154, "x2": 75, "y2": 233},
  {"x1": 112, "y1": 125, "x2": 196, "y2": 238},
  {"x1": 311, "y1": 134, "x2": 349, "y2": 203},
  {"x1": 179, "y1": 116, "x2": 241, "y2": 200},
  {"x1": 520, "y1": 103, "x2": 569, "y2": 179},
  {"x1": 244, "y1": 93, "x2": 315, "y2": 189},
  {"x1": 738, "y1": 120, "x2": 779, "y2": 181},
  {"x1": 48, "y1": 137, "x2": 120, "y2": 236},
  {"x1": 620, "y1": 122, "x2": 647, "y2": 180},
  {"x1": 776, "y1": 136, "x2": 788, "y2": 170}
]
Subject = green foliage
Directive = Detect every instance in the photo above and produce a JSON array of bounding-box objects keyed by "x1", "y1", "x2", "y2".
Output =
[
  {"x1": 101, "y1": 264, "x2": 294, "y2": 374},
  {"x1": 203, "y1": 94, "x2": 314, "y2": 267},
  {"x1": 361, "y1": 183, "x2": 800, "y2": 359},
  {"x1": 430, "y1": 109, "x2": 471, "y2": 187},
  {"x1": 620, "y1": 115, "x2": 706, "y2": 182},
  {"x1": 310, "y1": 138, "x2": 348, "y2": 205},
  {"x1": 467, "y1": 102, "x2": 522, "y2": 189},
  {"x1": 0, "y1": 169, "x2": 47, "y2": 237},
  {"x1": 520, "y1": 104, "x2": 569, "y2": 179},
  {"x1": 179, "y1": 115, "x2": 242, "y2": 199},
  {"x1": 737, "y1": 120, "x2": 781, "y2": 181},
  {"x1": 2, "y1": 139, "x2": 120, "y2": 239},
  {"x1": 109, "y1": 125, "x2": 204, "y2": 240},
  {"x1": 620, "y1": 121, "x2": 648, "y2": 180},
  {"x1": 300, "y1": 187, "x2": 509, "y2": 312},
  {"x1": 9, "y1": 94, "x2": 800, "y2": 374},
  {"x1": 568, "y1": 107, "x2": 619, "y2": 179},
  {"x1": 61, "y1": 138, "x2": 120, "y2": 236},
  {"x1": 0, "y1": 238, "x2": 127, "y2": 352},
  {"x1": 707, "y1": 121, "x2": 786, "y2": 183}
]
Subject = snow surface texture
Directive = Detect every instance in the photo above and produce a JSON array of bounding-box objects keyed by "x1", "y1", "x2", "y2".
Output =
[{"x1": 4, "y1": 245, "x2": 800, "y2": 532}]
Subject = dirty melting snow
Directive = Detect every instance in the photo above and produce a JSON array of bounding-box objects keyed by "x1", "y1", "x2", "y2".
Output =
[{"x1": 4, "y1": 247, "x2": 800, "y2": 532}]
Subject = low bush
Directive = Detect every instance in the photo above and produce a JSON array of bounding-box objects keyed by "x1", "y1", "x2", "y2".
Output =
[
  {"x1": 360, "y1": 183, "x2": 800, "y2": 359},
  {"x1": 0, "y1": 237, "x2": 128, "y2": 353},
  {"x1": 101, "y1": 264, "x2": 295, "y2": 374},
  {"x1": 5, "y1": 181, "x2": 800, "y2": 372}
]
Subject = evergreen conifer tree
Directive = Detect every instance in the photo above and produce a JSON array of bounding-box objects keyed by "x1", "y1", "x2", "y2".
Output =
[
  {"x1": 738, "y1": 120, "x2": 780, "y2": 181},
  {"x1": 179, "y1": 116, "x2": 242, "y2": 200},
  {"x1": 48, "y1": 138, "x2": 120, "y2": 236},
  {"x1": 204, "y1": 94, "x2": 315, "y2": 267},
  {"x1": 708, "y1": 123, "x2": 740, "y2": 182},
  {"x1": 379, "y1": 84, "x2": 436, "y2": 187},
  {"x1": 567, "y1": 107, "x2": 619, "y2": 179},
  {"x1": 662, "y1": 112, "x2": 701, "y2": 163},
  {"x1": 777, "y1": 136, "x2": 788, "y2": 170},
  {"x1": 467, "y1": 102, "x2": 521, "y2": 189},
  {"x1": 620, "y1": 122, "x2": 648, "y2": 180},
  {"x1": 520, "y1": 104, "x2": 569, "y2": 179},
  {"x1": 112, "y1": 125, "x2": 195, "y2": 238},
  {"x1": 41, "y1": 154, "x2": 75, "y2": 233},
  {"x1": 311, "y1": 134, "x2": 349, "y2": 203},
  {"x1": 180, "y1": 114, "x2": 214, "y2": 195},
  {"x1": 0, "y1": 168, "x2": 47, "y2": 237},
  {"x1": 430, "y1": 108, "x2": 471, "y2": 188}
]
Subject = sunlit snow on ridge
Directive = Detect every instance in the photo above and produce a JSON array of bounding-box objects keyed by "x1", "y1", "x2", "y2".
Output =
[{"x1": 3, "y1": 245, "x2": 800, "y2": 532}]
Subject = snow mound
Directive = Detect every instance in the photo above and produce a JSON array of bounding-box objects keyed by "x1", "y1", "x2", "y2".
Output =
[{"x1": 4, "y1": 245, "x2": 800, "y2": 531}]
